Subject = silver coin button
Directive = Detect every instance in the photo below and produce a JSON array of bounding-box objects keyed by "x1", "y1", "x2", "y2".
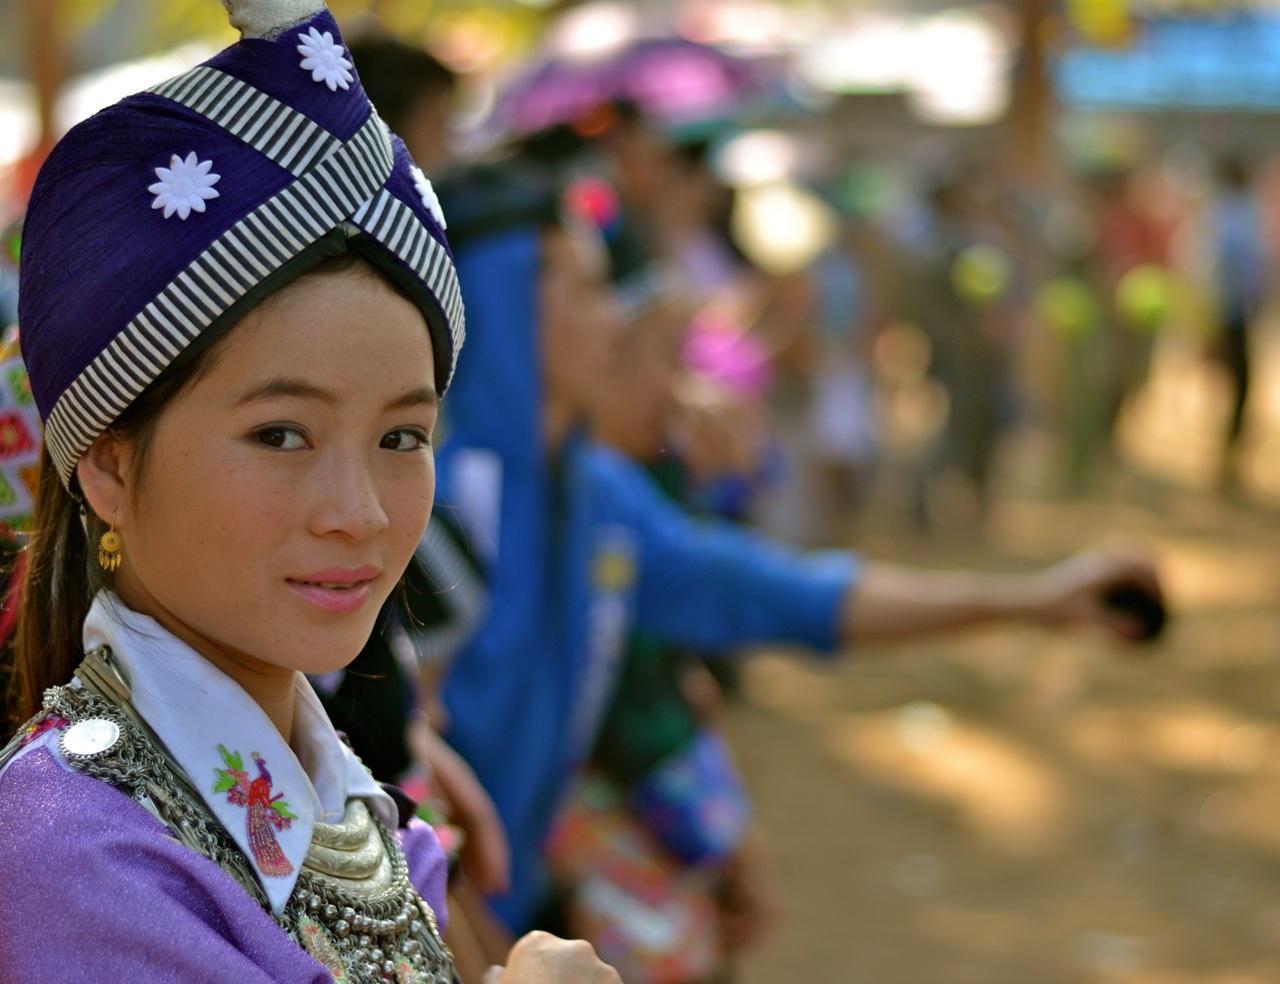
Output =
[{"x1": 59, "y1": 718, "x2": 121, "y2": 759}]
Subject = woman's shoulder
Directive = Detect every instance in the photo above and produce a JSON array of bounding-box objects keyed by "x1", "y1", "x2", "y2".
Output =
[
  {"x1": 0, "y1": 727, "x2": 249, "y2": 923},
  {"x1": 0, "y1": 734, "x2": 330, "y2": 982},
  {"x1": 0, "y1": 732, "x2": 173, "y2": 872},
  {"x1": 580, "y1": 440, "x2": 664, "y2": 511}
]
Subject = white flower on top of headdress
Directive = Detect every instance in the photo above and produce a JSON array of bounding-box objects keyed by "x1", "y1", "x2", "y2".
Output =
[
  {"x1": 411, "y1": 166, "x2": 447, "y2": 230},
  {"x1": 297, "y1": 26, "x2": 353, "y2": 92},
  {"x1": 148, "y1": 152, "x2": 221, "y2": 220}
]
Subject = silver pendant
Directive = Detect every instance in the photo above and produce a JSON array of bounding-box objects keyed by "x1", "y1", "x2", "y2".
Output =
[{"x1": 58, "y1": 717, "x2": 121, "y2": 760}]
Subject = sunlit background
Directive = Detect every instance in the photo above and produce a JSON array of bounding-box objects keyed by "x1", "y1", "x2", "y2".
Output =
[{"x1": 6, "y1": 0, "x2": 1280, "y2": 980}]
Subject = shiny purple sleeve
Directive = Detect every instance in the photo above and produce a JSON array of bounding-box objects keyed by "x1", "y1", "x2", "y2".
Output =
[
  {"x1": 397, "y1": 817, "x2": 450, "y2": 934},
  {"x1": 0, "y1": 743, "x2": 332, "y2": 984}
]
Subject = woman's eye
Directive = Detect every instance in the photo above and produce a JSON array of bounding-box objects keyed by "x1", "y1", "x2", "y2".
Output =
[
  {"x1": 255, "y1": 426, "x2": 308, "y2": 450},
  {"x1": 381, "y1": 429, "x2": 430, "y2": 452}
]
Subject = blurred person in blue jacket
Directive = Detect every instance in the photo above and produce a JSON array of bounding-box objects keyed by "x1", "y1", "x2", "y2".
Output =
[
  {"x1": 326, "y1": 163, "x2": 1162, "y2": 948},
  {"x1": 1210, "y1": 156, "x2": 1269, "y2": 487}
]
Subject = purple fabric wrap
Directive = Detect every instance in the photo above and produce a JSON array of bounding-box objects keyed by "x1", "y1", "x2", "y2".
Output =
[
  {"x1": 20, "y1": 104, "x2": 298, "y2": 418},
  {"x1": 0, "y1": 742, "x2": 450, "y2": 981},
  {"x1": 18, "y1": 7, "x2": 459, "y2": 472},
  {"x1": 397, "y1": 818, "x2": 450, "y2": 935}
]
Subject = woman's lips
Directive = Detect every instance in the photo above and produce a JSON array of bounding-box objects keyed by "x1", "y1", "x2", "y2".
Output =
[{"x1": 286, "y1": 567, "x2": 378, "y2": 614}]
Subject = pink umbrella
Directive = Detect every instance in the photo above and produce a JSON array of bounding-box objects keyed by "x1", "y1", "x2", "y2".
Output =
[{"x1": 495, "y1": 36, "x2": 776, "y2": 136}]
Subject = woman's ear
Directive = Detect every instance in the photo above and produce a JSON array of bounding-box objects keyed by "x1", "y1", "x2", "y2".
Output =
[{"x1": 76, "y1": 434, "x2": 130, "y2": 528}]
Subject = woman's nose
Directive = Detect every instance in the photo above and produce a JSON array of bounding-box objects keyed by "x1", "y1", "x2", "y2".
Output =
[{"x1": 308, "y1": 451, "x2": 389, "y2": 539}]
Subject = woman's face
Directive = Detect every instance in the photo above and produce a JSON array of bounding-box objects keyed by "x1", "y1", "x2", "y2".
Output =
[
  {"x1": 540, "y1": 225, "x2": 620, "y2": 421},
  {"x1": 594, "y1": 302, "x2": 688, "y2": 460},
  {"x1": 91, "y1": 262, "x2": 437, "y2": 684}
]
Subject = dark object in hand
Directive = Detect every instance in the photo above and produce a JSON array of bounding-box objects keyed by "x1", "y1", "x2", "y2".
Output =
[{"x1": 1104, "y1": 583, "x2": 1166, "y2": 642}]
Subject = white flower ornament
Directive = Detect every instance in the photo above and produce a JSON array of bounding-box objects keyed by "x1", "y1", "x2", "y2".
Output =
[
  {"x1": 297, "y1": 27, "x2": 353, "y2": 92},
  {"x1": 148, "y1": 152, "x2": 221, "y2": 220},
  {"x1": 411, "y1": 166, "x2": 447, "y2": 230}
]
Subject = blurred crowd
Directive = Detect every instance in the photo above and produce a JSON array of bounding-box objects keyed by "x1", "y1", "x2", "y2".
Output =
[
  {"x1": 297, "y1": 29, "x2": 1173, "y2": 984},
  {"x1": 330, "y1": 29, "x2": 1280, "y2": 549}
]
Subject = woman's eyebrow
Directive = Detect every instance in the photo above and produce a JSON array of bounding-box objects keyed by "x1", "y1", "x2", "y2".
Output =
[
  {"x1": 387, "y1": 386, "x2": 439, "y2": 411},
  {"x1": 234, "y1": 378, "x2": 337, "y2": 406},
  {"x1": 233, "y1": 379, "x2": 439, "y2": 410}
]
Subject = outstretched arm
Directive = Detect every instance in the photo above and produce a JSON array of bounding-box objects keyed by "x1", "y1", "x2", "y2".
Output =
[
  {"x1": 617, "y1": 445, "x2": 1162, "y2": 657},
  {"x1": 841, "y1": 548, "x2": 1162, "y2": 647}
]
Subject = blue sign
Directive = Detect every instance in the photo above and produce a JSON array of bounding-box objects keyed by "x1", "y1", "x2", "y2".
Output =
[{"x1": 1056, "y1": 15, "x2": 1280, "y2": 109}]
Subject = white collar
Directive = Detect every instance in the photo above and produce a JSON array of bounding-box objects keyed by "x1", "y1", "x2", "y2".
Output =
[{"x1": 82, "y1": 591, "x2": 397, "y2": 914}]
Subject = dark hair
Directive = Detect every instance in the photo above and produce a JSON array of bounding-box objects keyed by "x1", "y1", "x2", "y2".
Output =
[
  {"x1": 346, "y1": 36, "x2": 456, "y2": 136},
  {"x1": 5, "y1": 252, "x2": 371, "y2": 734},
  {"x1": 435, "y1": 162, "x2": 565, "y2": 250}
]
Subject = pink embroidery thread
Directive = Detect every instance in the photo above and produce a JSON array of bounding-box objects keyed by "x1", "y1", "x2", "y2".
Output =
[
  {"x1": 213, "y1": 744, "x2": 298, "y2": 876},
  {"x1": 299, "y1": 915, "x2": 348, "y2": 979},
  {"x1": 21, "y1": 714, "x2": 67, "y2": 746}
]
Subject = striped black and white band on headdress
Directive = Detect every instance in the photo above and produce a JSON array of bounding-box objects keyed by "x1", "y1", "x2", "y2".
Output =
[
  {"x1": 18, "y1": 3, "x2": 463, "y2": 487},
  {"x1": 152, "y1": 65, "x2": 463, "y2": 339}
]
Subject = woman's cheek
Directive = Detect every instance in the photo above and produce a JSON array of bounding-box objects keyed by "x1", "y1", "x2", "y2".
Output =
[{"x1": 390, "y1": 469, "x2": 434, "y2": 541}]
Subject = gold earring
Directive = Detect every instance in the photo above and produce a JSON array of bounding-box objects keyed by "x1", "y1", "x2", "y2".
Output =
[{"x1": 98, "y1": 513, "x2": 122, "y2": 572}]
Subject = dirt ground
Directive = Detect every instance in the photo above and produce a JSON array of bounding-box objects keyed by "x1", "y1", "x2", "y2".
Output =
[
  {"x1": 728, "y1": 333, "x2": 1280, "y2": 983},
  {"x1": 730, "y1": 486, "x2": 1280, "y2": 984}
]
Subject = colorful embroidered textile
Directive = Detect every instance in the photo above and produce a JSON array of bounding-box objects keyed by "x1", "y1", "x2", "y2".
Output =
[
  {"x1": 544, "y1": 770, "x2": 721, "y2": 984},
  {"x1": 81, "y1": 590, "x2": 397, "y2": 915},
  {"x1": 627, "y1": 729, "x2": 752, "y2": 867},
  {"x1": 0, "y1": 701, "x2": 452, "y2": 982},
  {"x1": 17, "y1": 1, "x2": 463, "y2": 485},
  {"x1": 0, "y1": 593, "x2": 455, "y2": 981},
  {"x1": 2, "y1": 741, "x2": 344, "y2": 983},
  {"x1": 0, "y1": 333, "x2": 40, "y2": 529}
]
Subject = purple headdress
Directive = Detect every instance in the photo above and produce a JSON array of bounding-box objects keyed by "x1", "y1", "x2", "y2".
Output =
[{"x1": 17, "y1": 0, "x2": 464, "y2": 486}]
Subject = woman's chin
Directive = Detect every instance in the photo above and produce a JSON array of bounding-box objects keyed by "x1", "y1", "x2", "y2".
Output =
[
  {"x1": 297, "y1": 644, "x2": 367, "y2": 678},
  {"x1": 273, "y1": 627, "x2": 372, "y2": 678}
]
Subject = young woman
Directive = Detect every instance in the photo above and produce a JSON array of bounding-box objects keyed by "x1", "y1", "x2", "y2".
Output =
[{"x1": 0, "y1": 3, "x2": 617, "y2": 982}]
